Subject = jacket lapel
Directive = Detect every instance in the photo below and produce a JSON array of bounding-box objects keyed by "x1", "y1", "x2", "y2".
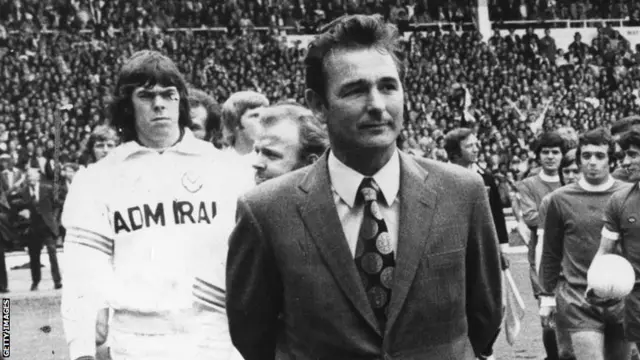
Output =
[
  {"x1": 297, "y1": 154, "x2": 382, "y2": 335},
  {"x1": 385, "y1": 153, "x2": 439, "y2": 334}
]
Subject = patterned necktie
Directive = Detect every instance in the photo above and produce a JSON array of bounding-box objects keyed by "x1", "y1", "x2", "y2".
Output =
[{"x1": 355, "y1": 177, "x2": 395, "y2": 324}]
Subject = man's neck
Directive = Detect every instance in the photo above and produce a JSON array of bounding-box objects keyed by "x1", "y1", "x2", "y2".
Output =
[
  {"x1": 332, "y1": 146, "x2": 395, "y2": 176},
  {"x1": 542, "y1": 168, "x2": 558, "y2": 177},
  {"x1": 451, "y1": 159, "x2": 473, "y2": 169},
  {"x1": 137, "y1": 128, "x2": 182, "y2": 151},
  {"x1": 579, "y1": 175, "x2": 614, "y2": 192}
]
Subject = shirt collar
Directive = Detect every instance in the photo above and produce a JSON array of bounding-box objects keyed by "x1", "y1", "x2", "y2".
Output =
[
  {"x1": 538, "y1": 171, "x2": 560, "y2": 183},
  {"x1": 328, "y1": 149, "x2": 400, "y2": 208},
  {"x1": 578, "y1": 176, "x2": 615, "y2": 192},
  {"x1": 113, "y1": 129, "x2": 211, "y2": 161}
]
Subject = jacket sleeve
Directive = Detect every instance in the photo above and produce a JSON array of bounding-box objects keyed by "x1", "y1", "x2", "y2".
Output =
[
  {"x1": 60, "y1": 169, "x2": 115, "y2": 360},
  {"x1": 466, "y1": 176, "x2": 503, "y2": 356},
  {"x1": 226, "y1": 196, "x2": 283, "y2": 360},
  {"x1": 540, "y1": 197, "x2": 564, "y2": 294}
]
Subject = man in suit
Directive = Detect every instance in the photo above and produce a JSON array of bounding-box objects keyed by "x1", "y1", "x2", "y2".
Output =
[
  {"x1": 444, "y1": 127, "x2": 509, "y2": 360},
  {"x1": 16, "y1": 167, "x2": 62, "y2": 291},
  {"x1": 226, "y1": 14, "x2": 503, "y2": 360}
]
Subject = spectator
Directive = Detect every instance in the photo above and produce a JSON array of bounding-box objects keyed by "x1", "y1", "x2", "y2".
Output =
[
  {"x1": 188, "y1": 88, "x2": 222, "y2": 146},
  {"x1": 77, "y1": 125, "x2": 118, "y2": 167}
]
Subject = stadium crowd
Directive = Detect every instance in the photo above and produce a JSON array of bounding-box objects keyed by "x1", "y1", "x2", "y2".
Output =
[
  {"x1": 1, "y1": 0, "x2": 640, "y2": 33},
  {"x1": 2, "y1": 2, "x2": 640, "y2": 359},
  {"x1": 0, "y1": 1, "x2": 638, "y2": 213},
  {"x1": 2, "y1": 12, "x2": 640, "y2": 210}
]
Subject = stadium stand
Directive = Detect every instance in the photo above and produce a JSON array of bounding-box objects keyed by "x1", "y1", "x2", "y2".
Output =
[{"x1": 0, "y1": 0, "x2": 640, "y2": 212}]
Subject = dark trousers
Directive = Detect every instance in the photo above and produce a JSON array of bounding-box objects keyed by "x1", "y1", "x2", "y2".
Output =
[{"x1": 28, "y1": 235, "x2": 61, "y2": 285}]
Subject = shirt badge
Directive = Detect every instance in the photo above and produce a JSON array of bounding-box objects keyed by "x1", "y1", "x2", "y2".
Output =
[
  {"x1": 182, "y1": 171, "x2": 203, "y2": 193},
  {"x1": 629, "y1": 217, "x2": 637, "y2": 224}
]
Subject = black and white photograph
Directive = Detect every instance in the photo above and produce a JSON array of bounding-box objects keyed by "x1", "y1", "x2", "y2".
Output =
[{"x1": 3, "y1": 0, "x2": 640, "y2": 359}]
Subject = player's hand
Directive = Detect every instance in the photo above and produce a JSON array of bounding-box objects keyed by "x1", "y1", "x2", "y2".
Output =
[
  {"x1": 18, "y1": 209, "x2": 30, "y2": 219},
  {"x1": 539, "y1": 305, "x2": 556, "y2": 329},
  {"x1": 584, "y1": 287, "x2": 619, "y2": 307}
]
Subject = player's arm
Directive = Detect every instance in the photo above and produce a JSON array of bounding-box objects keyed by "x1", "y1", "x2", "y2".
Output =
[
  {"x1": 535, "y1": 195, "x2": 551, "y2": 275},
  {"x1": 466, "y1": 176, "x2": 503, "y2": 357},
  {"x1": 596, "y1": 194, "x2": 623, "y2": 257},
  {"x1": 516, "y1": 182, "x2": 539, "y2": 228},
  {"x1": 226, "y1": 196, "x2": 282, "y2": 360},
  {"x1": 540, "y1": 197, "x2": 564, "y2": 294},
  {"x1": 60, "y1": 170, "x2": 115, "y2": 360}
]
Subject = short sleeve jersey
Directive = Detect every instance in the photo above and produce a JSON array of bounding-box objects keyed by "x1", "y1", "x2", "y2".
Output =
[{"x1": 602, "y1": 183, "x2": 640, "y2": 284}]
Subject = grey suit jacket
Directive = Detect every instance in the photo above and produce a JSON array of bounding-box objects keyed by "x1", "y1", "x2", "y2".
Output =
[{"x1": 226, "y1": 151, "x2": 503, "y2": 360}]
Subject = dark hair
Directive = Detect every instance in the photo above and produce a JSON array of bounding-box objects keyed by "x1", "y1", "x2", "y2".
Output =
[
  {"x1": 259, "y1": 103, "x2": 329, "y2": 162},
  {"x1": 575, "y1": 127, "x2": 615, "y2": 165},
  {"x1": 304, "y1": 14, "x2": 405, "y2": 102},
  {"x1": 188, "y1": 88, "x2": 222, "y2": 146},
  {"x1": 109, "y1": 50, "x2": 191, "y2": 142},
  {"x1": 560, "y1": 148, "x2": 577, "y2": 169},
  {"x1": 535, "y1": 131, "x2": 567, "y2": 158},
  {"x1": 619, "y1": 128, "x2": 640, "y2": 151},
  {"x1": 443, "y1": 127, "x2": 473, "y2": 161},
  {"x1": 611, "y1": 115, "x2": 640, "y2": 136}
]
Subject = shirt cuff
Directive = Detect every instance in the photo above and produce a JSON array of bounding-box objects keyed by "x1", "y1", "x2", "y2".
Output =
[
  {"x1": 540, "y1": 296, "x2": 556, "y2": 307},
  {"x1": 499, "y1": 243, "x2": 510, "y2": 251},
  {"x1": 601, "y1": 227, "x2": 620, "y2": 241}
]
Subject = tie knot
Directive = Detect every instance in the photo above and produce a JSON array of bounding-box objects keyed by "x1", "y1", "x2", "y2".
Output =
[{"x1": 358, "y1": 177, "x2": 380, "y2": 203}]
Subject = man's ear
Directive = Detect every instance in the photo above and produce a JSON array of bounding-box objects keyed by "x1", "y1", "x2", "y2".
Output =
[
  {"x1": 304, "y1": 89, "x2": 326, "y2": 123},
  {"x1": 305, "y1": 153, "x2": 320, "y2": 166}
]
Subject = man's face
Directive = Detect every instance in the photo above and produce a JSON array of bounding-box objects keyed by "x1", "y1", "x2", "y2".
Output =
[
  {"x1": 93, "y1": 139, "x2": 116, "y2": 161},
  {"x1": 561, "y1": 162, "x2": 580, "y2": 185},
  {"x1": 252, "y1": 118, "x2": 303, "y2": 185},
  {"x1": 315, "y1": 48, "x2": 403, "y2": 155},
  {"x1": 539, "y1": 146, "x2": 563, "y2": 172},
  {"x1": 459, "y1": 134, "x2": 479, "y2": 165},
  {"x1": 622, "y1": 145, "x2": 640, "y2": 182},
  {"x1": 62, "y1": 166, "x2": 76, "y2": 181},
  {"x1": 239, "y1": 107, "x2": 264, "y2": 145},
  {"x1": 579, "y1": 144, "x2": 610, "y2": 185},
  {"x1": 190, "y1": 105, "x2": 207, "y2": 140},
  {"x1": 131, "y1": 84, "x2": 181, "y2": 145}
]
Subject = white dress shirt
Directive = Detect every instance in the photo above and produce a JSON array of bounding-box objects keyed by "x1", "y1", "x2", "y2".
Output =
[{"x1": 328, "y1": 150, "x2": 401, "y2": 258}]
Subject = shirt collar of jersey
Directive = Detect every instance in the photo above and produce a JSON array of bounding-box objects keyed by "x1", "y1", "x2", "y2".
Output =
[
  {"x1": 578, "y1": 176, "x2": 615, "y2": 192},
  {"x1": 114, "y1": 128, "x2": 210, "y2": 161},
  {"x1": 538, "y1": 171, "x2": 560, "y2": 183}
]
